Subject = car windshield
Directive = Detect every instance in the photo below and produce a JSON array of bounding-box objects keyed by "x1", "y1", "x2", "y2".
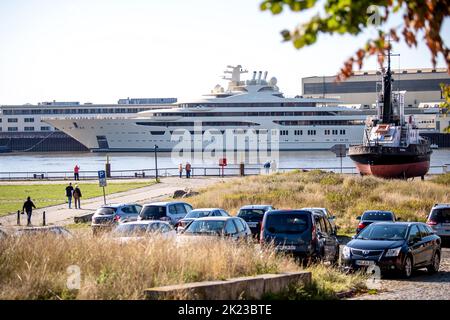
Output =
[
  {"x1": 114, "y1": 224, "x2": 149, "y2": 237},
  {"x1": 362, "y1": 211, "x2": 394, "y2": 221},
  {"x1": 238, "y1": 208, "x2": 266, "y2": 217},
  {"x1": 430, "y1": 208, "x2": 450, "y2": 223},
  {"x1": 265, "y1": 214, "x2": 309, "y2": 234},
  {"x1": 140, "y1": 206, "x2": 166, "y2": 219},
  {"x1": 357, "y1": 224, "x2": 408, "y2": 240},
  {"x1": 95, "y1": 207, "x2": 116, "y2": 215},
  {"x1": 184, "y1": 220, "x2": 225, "y2": 235},
  {"x1": 185, "y1": 210, "x2": 212, "y2": 219}
]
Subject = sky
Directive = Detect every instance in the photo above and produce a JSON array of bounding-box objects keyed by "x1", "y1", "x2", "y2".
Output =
[{"x1": 0, "y1": 0, "x2": 448, "y2": 105}]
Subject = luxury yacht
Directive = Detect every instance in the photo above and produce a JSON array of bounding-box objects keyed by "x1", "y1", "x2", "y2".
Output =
[{"x1": 44, "y1": 65, "x2": 371, "y2": 152}]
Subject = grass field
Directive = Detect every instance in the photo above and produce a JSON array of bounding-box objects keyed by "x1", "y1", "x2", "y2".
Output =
[
  {"x1": 0, "y1": 181, "x2": 154, "y2": 216},
  {"x1": 0, "y1": 232, "x2": 366, "y2": 299},
  {"x1": 186, "y1": 170, "x2": 450, "y2": 233}
]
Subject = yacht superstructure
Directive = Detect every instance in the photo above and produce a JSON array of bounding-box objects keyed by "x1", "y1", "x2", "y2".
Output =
[{"x1": 42, "y1": 66, "x2": 385, "y2": 152}]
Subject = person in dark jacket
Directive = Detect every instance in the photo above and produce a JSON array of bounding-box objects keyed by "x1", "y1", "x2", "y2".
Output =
[
  {"x1": 73, "y1": 185, "x2": 82, "y2": 209},
  {"x1": 22, "y1": 196, "x2": 36, "y2": 226},
  {"x1": 65, "y1": 183, "x2": 74, "y2": 209},
  {"x1": 185, "y1": 162, "x2": 191, "y2": 178}
]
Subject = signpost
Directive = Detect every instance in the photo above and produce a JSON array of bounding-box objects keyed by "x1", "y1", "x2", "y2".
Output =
[
  {"x1": 219, "y1": 158, "x2": 227, "y2": 177},
  {"x1": 98, "y1": 170, "x2": 107, "y2": 205},
  {"x1": 154, "y1": 145, "x2": 159, "y2": 181},
  {"x1": 330, "y1": 144, "x2": 346, "y2": 173}
]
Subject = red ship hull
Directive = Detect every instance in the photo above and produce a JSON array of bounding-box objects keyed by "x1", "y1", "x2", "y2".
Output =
[{"x1": 354, "y1": 161, "x2": 430, "y2": 179}]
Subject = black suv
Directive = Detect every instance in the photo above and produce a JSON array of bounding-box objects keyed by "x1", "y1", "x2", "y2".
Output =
[
  {"x1": 342, "y1": 222, "x2": 441, "y2": 278},
  {"x1": 260, "y1": 210, "x2": 339, "y2": 263},
  {"x1": 237, "y1": 205, "x2": 274, "y2": 237}
]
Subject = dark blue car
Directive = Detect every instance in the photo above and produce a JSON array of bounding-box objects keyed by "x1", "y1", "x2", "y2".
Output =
[
  {"x1": 356, "y1": 210, "x2": 396, "y2": 234},
  {"x1": 342, "y1": 222, "x2": 441, "y2": 278},
  {"x1": 260, "y1": 210, "x2": 339, "y2": 263}
]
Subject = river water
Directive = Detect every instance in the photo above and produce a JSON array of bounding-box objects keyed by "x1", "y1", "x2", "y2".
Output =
[{"x1": 0, "y1": 150, "x2": 449, "y2": 174}]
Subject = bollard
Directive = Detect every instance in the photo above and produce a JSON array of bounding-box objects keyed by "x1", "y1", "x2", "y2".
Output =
[
  {"x1": 42, "y1": 211, "x2": 46, "y2": 226},
  {"x1": 17, "y1": 210, "x2": 20, "y2": 226}
]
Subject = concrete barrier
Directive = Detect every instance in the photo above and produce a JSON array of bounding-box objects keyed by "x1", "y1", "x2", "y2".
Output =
[
  {"x1": 73, "y1": 213, "x2": 94, "y2": 224},
  {"x1": 144, "y1": 271, "x2": 311, "y2": 300}
]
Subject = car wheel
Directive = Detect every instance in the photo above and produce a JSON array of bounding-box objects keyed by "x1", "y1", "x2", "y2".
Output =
[
  {"x1": 427, "y1": 251, "x2": 440, "y2": 274},
  {"x1": 402, "y1": 255, "x2": 413, "y2": 278}
]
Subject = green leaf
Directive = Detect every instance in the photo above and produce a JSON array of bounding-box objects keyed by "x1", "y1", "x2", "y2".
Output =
[{"x1": 270, "y1": 2, "x2": 283, "y2": 14}]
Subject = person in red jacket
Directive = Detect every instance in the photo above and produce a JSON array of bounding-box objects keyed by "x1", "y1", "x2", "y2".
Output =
[
  {"x1": 185, "y1": 162, "x2": 191, "y2": 178},
  {"x1": 74, "y1": 165, "x2": 80, "y2": 181}
]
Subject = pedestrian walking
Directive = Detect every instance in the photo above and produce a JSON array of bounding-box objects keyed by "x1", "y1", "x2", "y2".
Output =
[
  {"x1": 65, "y1": 182, "x2": 74, "y2": 209},
  {"x1": 74, "y1": 164, "x2": 80, "y2": 181},
  {"x1": 263, "y1": 161, "x2": 271, "y2": 174},
  {"x1": 73, "y1": 185, "x2": 82, "y2": 209},
  {"x1": 185, "y1": 162, "x2": 191, "y2": 179},
  {"x1": 22, "y1": 196, "x2": 36, "y2": 226},
  {"x1": 178, "y1": 163, "x2": 183, "y2": 178}
]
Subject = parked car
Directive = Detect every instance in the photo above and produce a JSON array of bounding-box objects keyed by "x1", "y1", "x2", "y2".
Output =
[
  {"x1": 426, "y1": 203, "x2": 450, "y2": 242},
  {"x1": 237, "y1": 205, "x2": 274, "y2": 237},
  {"x1": 260, "y1": 210, "x2": 339, "y2": 263},
  {"x1": 112, "y1": 221, "x2": 176, "y2": 242},
  {"x1": 180, "y1": 216, "x2": 251, "y2": 240},
  {"x1": 301, "y1": 207, "x2": 337, "y2": 233},
  {"x1": 342, "y1": 222, "x2": 441, "y2": 278},
  {"x1": 138, "y1": 201, "x2": 193, "y2": 225},
  {"x1": 175, "y1": 208, "x2": 230, "y2": 232},
  {"x1": 356, "y1": 210, "x2": 396, "y2": 234},
  {"x1": 14, "y1": 226, "x2": 72, "y2": 238},
  {"x1": 91, "y1": 203, "x2": 143, "y2": 234}
]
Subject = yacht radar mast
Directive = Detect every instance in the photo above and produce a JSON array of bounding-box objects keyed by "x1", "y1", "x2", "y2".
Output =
[{"x1": 222, "y1": 65, "x2": 248, "y2": 90}]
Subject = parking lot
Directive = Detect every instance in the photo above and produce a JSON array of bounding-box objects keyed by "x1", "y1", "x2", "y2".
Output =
[{"x1": 1, "y1": 174, "x2": 449, "y2": 300}]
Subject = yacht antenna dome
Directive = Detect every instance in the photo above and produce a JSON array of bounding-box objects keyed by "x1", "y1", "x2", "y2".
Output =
[{"x1": 269, "y1": 77, "x2": 277, "y2": 86}]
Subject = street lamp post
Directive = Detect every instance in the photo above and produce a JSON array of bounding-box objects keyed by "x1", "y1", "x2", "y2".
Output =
[{"x1": 154, "y1": 145, "x2": 159, "y2": 181}]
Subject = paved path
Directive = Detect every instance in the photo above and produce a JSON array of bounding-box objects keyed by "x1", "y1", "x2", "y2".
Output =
[
  {"x1": 0, "y1": 178, "x2": 160, "y2": 185},
  {"x1": 351, "y1": 248, "x2": 450, "y2": 300},
  {"x1": 0, "y1": 176, "x2": 228, "y2": 227}
]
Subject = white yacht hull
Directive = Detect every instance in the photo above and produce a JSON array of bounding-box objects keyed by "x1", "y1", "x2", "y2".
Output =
[{"x1": 44, "y1": 117, "x2": 365, "y2": 152}]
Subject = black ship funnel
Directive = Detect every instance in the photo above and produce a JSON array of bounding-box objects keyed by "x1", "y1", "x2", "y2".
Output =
[{"x1": 382, "y1": 49, "x2": 392, "y2": 124}]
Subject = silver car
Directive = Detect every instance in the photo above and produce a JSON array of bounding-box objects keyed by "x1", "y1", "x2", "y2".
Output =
[
  {"x1": 138, "y1": 201, "x2": 193, "y2": 225},
  {"x1": 427, "y1": 203, "x2": 450, "y2": 242},
  {"x1": 112, "y1": 221, "x2": 176, "y2": 242},
  {"x1": 180, "y1": 216, "x2": 251, "y2": 240},
  {"x1": 301, "y1": 207, "x2": 337, "y2": 233},
  {"x1": 91, "y1": 203, "x2": 143, "y2": 234}
]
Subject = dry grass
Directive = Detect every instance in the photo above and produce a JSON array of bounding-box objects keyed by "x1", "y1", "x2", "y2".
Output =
[
  {"x1": 0, "y1": 232, "x2": 300, "y2": 300},
  {"x1": 264, "y1": 264, "x2": 368, "y2": 300},
  {"x1": 187, "y1": 170, "x2": 450, "y2": 233}
]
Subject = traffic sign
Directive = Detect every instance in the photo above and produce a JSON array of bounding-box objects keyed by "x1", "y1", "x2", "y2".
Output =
[
  {"x1": 330, "y1": 144, "x2": 346, "y2": 157},
  {"x1": 98, "y1": 170, "x2": 107, "y2": 187},
  {"x1": 330, "y1": 144, "x2": 346, "y2": 174}
]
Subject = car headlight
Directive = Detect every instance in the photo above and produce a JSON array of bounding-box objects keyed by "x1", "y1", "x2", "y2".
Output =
[
  {"x1": 385, "y1": 247, "x2": 402, "y2": 257},
  {"x1": 342, "y1": 246, "x2": 351, "y2": 258}
]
